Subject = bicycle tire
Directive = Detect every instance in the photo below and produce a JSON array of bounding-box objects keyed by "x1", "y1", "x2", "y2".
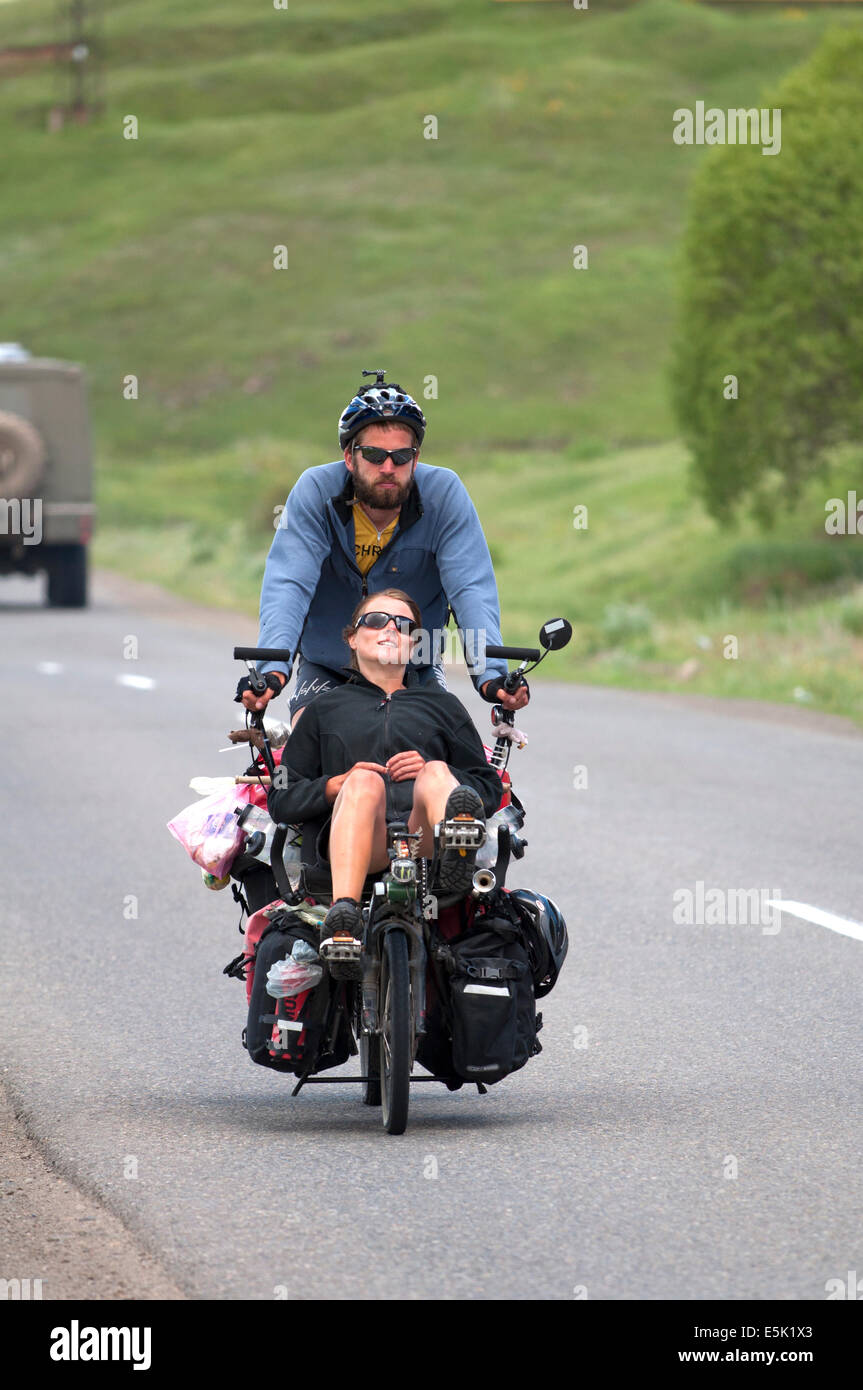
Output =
[
  {"x1": 360, "y1": 1030, "x2": 381, "y2": 1107},
  {"x1": 380, "y1": 928, "x2": 411, "y2": 1134}
]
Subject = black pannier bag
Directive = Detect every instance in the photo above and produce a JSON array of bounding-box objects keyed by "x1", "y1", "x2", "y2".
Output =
[
  {"x1": 431, "y1": 907, "x2": 542, "y2": 1086},
  {"x1": 244, "y1": 913, "x2": 352, "y2": 1075}
]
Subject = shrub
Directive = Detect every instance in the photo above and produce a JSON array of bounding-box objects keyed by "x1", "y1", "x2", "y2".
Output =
[{"x1": 670, "y1": 31, "x2": 863, "y2": 526}]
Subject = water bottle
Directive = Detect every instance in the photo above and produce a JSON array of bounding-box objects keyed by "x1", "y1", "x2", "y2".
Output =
[
  {"x1": 236, "y1": 804, "x2": 270, "y2": 834},
  {"x1": 235, "y1": 803, "x2": 277, "y2": 864},
  {"x1": 475, "y1": 805, "x2": 525, "y2": 868},
  {"x1": 280, "y1": 826, "x2": 303, "y2": 875},
  {"x1": 475, "y1": 810, "x2": 504, "y2": 869}
]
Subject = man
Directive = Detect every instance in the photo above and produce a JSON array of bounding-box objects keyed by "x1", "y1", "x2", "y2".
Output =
[{"x1": 238, "y1": 370, "x2": 529, "y2": 725}]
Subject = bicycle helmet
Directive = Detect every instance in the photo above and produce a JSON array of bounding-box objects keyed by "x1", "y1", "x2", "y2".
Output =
[
  {"x1": 338, "y1": 369, "x2": 427, "y2": 451},
  {"x1": 508, "y1": 889, "x2": 569, "y2": 998}
]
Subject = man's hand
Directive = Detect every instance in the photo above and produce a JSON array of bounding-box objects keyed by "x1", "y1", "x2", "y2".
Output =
[
  {"x1": 240, "y1": 671, "x2": 287, "y2": 713},
  {"x1": 325, "y1": 761, "x2": 388, "y2": 804},
  {"x1": 481, "y1": 678, "x2": 529, "y2": 712},
  {"x1": 386, "y1": 751, "x2": 426, "y2": 782}
]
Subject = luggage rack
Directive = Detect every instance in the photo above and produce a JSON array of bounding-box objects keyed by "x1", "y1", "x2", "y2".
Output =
[{"x1": 288, "y1": 1074, "x2": 485, "y2": 1094}]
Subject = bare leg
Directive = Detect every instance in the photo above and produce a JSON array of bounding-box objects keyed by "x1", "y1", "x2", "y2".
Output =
[
  {"x1": 327, "y1": 769, "x2": 390, "y2": 901},
  {"x1": 407, "y1": 760, "x2": 461, "y2": 857}
]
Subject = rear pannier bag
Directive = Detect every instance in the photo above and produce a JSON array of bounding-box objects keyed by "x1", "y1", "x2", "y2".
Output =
[
  {"x1": 439, "y1": 919, "x2": 541, "y2": 1085},
  {"x1": 244, "y1": 913, "x2": 351, "y2": 1075}
]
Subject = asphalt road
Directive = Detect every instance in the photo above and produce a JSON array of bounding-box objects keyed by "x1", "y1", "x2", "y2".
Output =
[{"x1": 1, "y1": 570, "x2": 861, "y2": 1300}]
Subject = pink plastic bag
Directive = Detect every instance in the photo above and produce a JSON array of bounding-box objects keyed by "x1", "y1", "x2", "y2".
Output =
[{"x1": 167, "y1": 785, "x2": 255, "y2": 878}]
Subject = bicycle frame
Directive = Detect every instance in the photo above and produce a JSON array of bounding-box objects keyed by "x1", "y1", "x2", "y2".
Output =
[{"x1": 289, "y1": 821, "x2": 466, "y2": 1099}]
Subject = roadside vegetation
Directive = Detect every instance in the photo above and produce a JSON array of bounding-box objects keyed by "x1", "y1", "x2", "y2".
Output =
[{"x1": 2, "y1": 0, "x2": 861, "y2": 721}]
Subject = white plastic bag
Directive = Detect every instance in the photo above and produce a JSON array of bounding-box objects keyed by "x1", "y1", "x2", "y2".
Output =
[{"x1": 265, "y1": 939, "x2": 323, "y2": 998}]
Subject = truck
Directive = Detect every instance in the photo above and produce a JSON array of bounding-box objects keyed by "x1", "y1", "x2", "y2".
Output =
[{"x1": 0, "y1": 343, "x2": 94, "y2": 607}]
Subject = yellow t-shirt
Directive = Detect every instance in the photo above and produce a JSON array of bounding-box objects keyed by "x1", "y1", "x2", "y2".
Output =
[{"x1": 353, "y1": 505, "x2": 398, "y2": 576}]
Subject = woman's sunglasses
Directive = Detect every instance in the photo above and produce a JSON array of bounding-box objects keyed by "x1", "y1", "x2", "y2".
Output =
[
  {"x1": 352, "y1": 445, "x2": 417, "y2": 467},
  {"x1": 355, "y1": 610, "x2": 419, "y2": 634}
]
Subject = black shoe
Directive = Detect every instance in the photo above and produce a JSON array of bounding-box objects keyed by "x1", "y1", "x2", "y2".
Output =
[
  {"x1": 437, "y1": 786, "x2": 486, "y2": 895},
  {"x1": 319, "y1": 898, "x2": 364, "y2": 981}
]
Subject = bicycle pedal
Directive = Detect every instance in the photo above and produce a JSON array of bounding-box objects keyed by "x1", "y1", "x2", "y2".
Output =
[
  {"x1": 319, "y1": 935, "x2": 362, "y2": 961},
  {"x1": 438, "y1": 816, "x2": 486, "y2": 851},
  {"x1": 319, "y1": 936, "x2": 364, "y2": 981}
]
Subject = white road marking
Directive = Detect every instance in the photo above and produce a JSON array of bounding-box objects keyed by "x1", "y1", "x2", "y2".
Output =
[
  {"x1": 764, "y1": 900, "x2": 863, "y2": 944},
  {"x1": 36, "y1": 661, "x2": 63, "y2": 675},
  {"x1": 116, "y1": 674, "x2": 156, "y2": 690}
]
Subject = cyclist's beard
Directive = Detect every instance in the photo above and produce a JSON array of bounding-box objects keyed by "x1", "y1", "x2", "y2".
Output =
[{"x1": 351, "y1": 465, "x2": 415, "y2": 512}]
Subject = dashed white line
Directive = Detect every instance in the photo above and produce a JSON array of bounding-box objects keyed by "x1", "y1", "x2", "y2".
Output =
[
  {"x1": 36, "y1": 662, "x2": 63, "y2": 675},
  {"x1": 115, "y1": 674, "x2": 156, "y2": 690},
  {"x1": 765, "y1": 900, "x2": 863, "y2": 944}
]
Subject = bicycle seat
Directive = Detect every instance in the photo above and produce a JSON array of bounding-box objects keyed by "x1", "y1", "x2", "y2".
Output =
[
  {"x1": 299, "y1": 861, "x2": 386, "y2": 906},
  {"x1": 289, "y1": 815, "x2": 421, "y2": 907}
]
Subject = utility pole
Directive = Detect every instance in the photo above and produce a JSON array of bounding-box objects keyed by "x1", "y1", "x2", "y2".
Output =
[
  {"x1": 54, "y1": 0, "x2": 103, "y2": 126},
  {"x1": 0, "y1": 0, "x2": 103, "y2": 128}
]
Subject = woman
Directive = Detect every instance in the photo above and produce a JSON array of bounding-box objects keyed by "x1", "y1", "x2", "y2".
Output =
[{"x1": 267, "y1": 588, "x2": 504, "y2": 977}]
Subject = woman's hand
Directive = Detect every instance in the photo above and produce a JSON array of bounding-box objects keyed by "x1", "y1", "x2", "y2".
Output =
[
  {"x1": 386, "y1": 751, "x2": 426, "y2": 782},
  {"x1": 325, "y1": 761, "x2": 388, "y2": 804}
]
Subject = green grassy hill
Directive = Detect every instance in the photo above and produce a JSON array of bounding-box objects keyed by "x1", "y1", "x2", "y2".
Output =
[{"x1": 3, "y1": 0, "x2": 862, "y2": 720}]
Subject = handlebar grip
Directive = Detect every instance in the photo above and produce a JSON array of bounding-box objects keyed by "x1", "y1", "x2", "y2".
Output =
[
  {"x1": 483, "y1": 645, "x2": 541, "y2": 662},
  {"x1": 233, "y1": 647, "x2": 292, "y2": 662}
]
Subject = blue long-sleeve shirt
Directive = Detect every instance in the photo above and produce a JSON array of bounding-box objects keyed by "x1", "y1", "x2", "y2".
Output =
[{"x1": 257, "y1": 461, "x2": 510, "y2": 696}]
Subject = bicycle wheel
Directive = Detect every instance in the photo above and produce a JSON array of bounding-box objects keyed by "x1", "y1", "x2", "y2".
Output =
[
  {"x1": 360, "y1": 1030, "x2": 381, "y2": 1107},
  {"x1": 380, "y1": 928, "x2": 411, "y2": 1134}
]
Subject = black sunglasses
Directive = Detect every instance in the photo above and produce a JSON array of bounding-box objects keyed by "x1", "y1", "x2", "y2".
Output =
[
  {"x1": 355, "y1": 610, "x2": 418, "y2": 634},
  {"x1": 352, "y1": 444, "x2": 417, "y2": 466}
]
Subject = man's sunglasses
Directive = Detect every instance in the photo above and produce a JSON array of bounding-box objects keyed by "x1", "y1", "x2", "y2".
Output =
[
  {"x1": 352, "y1": 444, "x2": 417, "y2": 466},
  {"x1": 355, "y1": 610, "x2": 419, "y2": 634}
]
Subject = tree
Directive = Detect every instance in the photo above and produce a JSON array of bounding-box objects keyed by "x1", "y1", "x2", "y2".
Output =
[{"x1": 670, "y1": 31, "x2": 863, "y2": 526}]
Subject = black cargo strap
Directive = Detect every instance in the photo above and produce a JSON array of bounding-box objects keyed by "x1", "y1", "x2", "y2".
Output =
[
  {"x1": 261, "y1": 1012, "x2": 284, "y2": 1051},
  {"x1": 449, "y1": 915, "x2": 524, "y2": 948},
  {"x1": 232, "y1": 881, "x2": 249, "y2": 933},
  {"x1": 462, "y1": 960, "x2": 522, "y2": 981},
  {"x1": 228, "y1": 919, "x2": 287, "y2": 980},
  {"x1": 222, "y1": 951, "x2": 249, "y2": 980},
  {"x1": 261, "y1": 1008, "x2": 307, "y2": 1039},
  {"x1": 473, "y1": 904, "x2": 523, "y2": 936},
  {"x1": 256, "y1": 916, "x2": 320, "y2": 953}
]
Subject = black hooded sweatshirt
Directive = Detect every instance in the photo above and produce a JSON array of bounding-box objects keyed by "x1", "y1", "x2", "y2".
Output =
[{"x1": 266, "y1": 664, "x2": 503, "y2": 834}]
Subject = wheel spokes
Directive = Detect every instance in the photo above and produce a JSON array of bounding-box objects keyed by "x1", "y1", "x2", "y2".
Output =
[{"x1": 381, "y1": 980, "x2": 391, "y2": 1071}]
